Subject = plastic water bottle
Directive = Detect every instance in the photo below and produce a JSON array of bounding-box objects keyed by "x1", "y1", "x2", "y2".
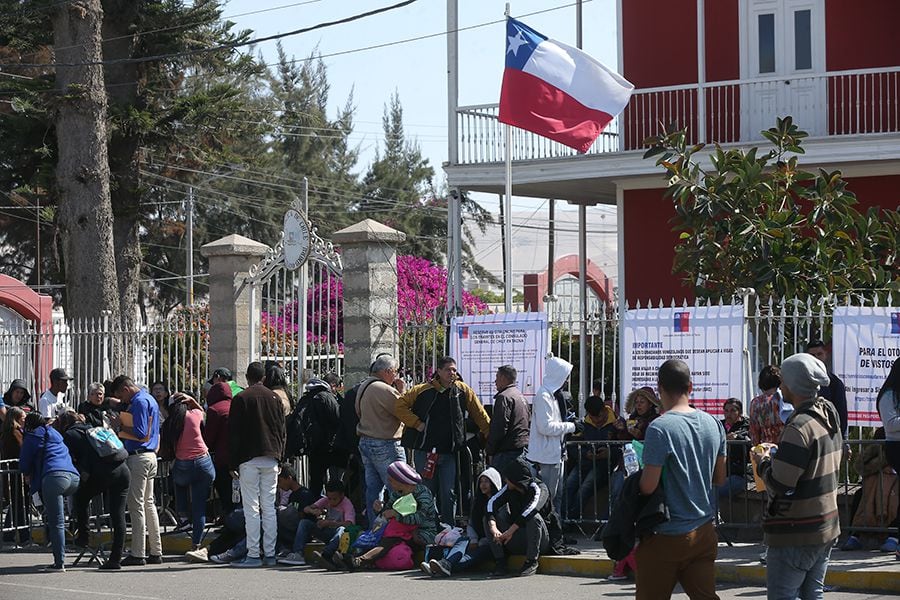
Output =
[
  {"x1": 232, "y1": 479, "x2": 241, "y2": 504},
  {"x1": 623, "y1": 443, "x2": 640, "y2": 476}
]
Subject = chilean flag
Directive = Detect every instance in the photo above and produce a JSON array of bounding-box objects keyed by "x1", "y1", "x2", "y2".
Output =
[{"x1": 499, "y1": 18, "x2": 634, "y2": 153}]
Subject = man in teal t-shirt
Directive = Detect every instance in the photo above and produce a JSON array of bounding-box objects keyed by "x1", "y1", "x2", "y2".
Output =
[{"x1": 637, "y1": 359, "x2": 726, "y2": 600}]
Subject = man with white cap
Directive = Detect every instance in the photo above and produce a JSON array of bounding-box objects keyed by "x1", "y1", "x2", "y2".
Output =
[{"x1": 753, "y1": 352, "x2": 843, "y2": 600}]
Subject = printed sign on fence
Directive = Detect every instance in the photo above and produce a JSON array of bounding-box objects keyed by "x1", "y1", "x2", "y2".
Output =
[
  {"x1": 449, "y1": 312, "x2": 548, "y2": 405},
  {"x1": 832, "y1": 306, "x2": 900, "y2": 427},
  {"x1": 622, "y1": 305, "x2": 744, "y2": 416}
]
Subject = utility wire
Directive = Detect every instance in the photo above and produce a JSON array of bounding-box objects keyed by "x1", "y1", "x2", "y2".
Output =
[{"x1": 1, "y1": 0, "x2": 421, "y2": 68}]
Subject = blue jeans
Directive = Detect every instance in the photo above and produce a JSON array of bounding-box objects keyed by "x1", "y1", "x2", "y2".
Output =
[
  {"x1": 713, "y1": 474, "x2": 747, "y2": 517},
  {"x1": 766, "y1": 541, "x2": 834, "y2": 600},
  {"x1": 563, "y1": 462, "x2": 610, "y2": 521},
  {"x1": 173, "y1": 454, "x2": 216, "y2": 545},
  {"x1": 490, "y1": 449, "x2": 524, "y2": 473},
  {"x1": 358, "y1": 437, "x2": 404, "y2": 525},
  {"x1": 446, "y1": 538, "x2": 492, "y2": 573},
  {"x1": 292, "y1": 518, "x2": 338, "y2": 553},
  {"x1": 42, "y1": 470, "x2": 80, "y2": 567},
  {"x1": 414, "y1": 449, "x2": 457, "y2": 525}
]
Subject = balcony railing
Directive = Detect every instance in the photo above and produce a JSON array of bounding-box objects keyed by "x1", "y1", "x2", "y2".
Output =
[{"x1": 455, "y1": 66, "x2": 900, "y2": 165}]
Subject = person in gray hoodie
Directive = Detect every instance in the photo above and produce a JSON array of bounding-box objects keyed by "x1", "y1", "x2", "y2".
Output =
[{"x1": 526, "y1": 356, "x2": 582, "y2": 511}]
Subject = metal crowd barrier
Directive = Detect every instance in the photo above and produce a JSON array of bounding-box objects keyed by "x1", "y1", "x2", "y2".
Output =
[
  {"x1": 3, "y1": 439, "x2": 895, "y2": 552},
  {"x1": 558, "y1": 438, "x2": 898, "y2": 539}
]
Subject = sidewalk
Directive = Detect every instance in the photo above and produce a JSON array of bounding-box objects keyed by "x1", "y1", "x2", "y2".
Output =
[{"x1": 27, "y1": 528, "x2": 899, "y2": 593}]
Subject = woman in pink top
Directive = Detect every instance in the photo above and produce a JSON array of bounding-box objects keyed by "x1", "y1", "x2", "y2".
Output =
[{"x1": 169, "y1": 392, "x2": 216, "y2": 554}]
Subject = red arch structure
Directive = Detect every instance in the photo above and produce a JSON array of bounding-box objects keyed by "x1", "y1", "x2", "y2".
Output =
[
  {"x1": 0, "y1": 274, "x2": 53, "y2": 393},
  {"x1": 522, "y1": 254, "x2": 614, "y2": 312}
]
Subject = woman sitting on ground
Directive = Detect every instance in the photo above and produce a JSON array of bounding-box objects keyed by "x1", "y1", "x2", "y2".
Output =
[
  {"x1": 717, "y1": 398, "x2": 750, "y2": 504},
  {"x1": 423, "y1": 466, "x2": 501, "y2": 577}
]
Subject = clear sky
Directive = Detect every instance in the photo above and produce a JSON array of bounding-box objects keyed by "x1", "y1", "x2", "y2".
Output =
[{"x1": 225, "y1": 0, "x2": 621, "y2": 285}]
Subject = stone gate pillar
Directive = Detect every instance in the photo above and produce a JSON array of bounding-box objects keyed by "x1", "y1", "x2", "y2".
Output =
[
  {"x1": 201, "y1": 234, "x2": 269, "y2": 387},
  {"x1": 333, "y1": 219, "x2": 406, "y2": 388}
]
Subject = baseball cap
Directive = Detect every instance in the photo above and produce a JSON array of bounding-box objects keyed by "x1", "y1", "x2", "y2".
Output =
[
  {"x1": 208, "y1": 367, "x2": 234, "y2": 384},
  {"x1": 49, "y1": 368, "x2": 73, "y2": 381}
]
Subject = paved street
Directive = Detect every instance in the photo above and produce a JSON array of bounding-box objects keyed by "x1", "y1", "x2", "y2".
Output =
[{"x1": 0, "y1": 552, "x2": 895, "y2": 600}]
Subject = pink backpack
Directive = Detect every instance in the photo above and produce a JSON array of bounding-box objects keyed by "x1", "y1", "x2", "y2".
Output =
[{"x1": 375, "y1": 542, "x2": 414, "y2": 570}]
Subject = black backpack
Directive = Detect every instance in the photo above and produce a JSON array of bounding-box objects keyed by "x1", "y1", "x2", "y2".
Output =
[{"x1": 285, "y1": 394, "x2": 313, "y2": 458}]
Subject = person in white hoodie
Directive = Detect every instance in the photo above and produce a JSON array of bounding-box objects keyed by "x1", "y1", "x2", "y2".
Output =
[{"x1": 526, "y1": 356, "x2": 583, "y2": 511}]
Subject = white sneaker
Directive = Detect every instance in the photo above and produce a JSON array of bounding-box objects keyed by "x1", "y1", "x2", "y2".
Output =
[
  {"x1": 277, "y1": 552, "x2": 306, "y2": 566},
  {"x1": 185, "y1": 547, "x2": 208, "y2": 563},
  {"x1": 419, "y1": 561, "x2": 432, "y2": 576}
]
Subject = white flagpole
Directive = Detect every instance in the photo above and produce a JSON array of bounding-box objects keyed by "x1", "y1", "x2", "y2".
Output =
[
  {"x1": 503, "y1": 4, "x2": 513, "y2": 313},
  {"x1": 504, "y1": 124, "x2": 513, "y2": 313}
]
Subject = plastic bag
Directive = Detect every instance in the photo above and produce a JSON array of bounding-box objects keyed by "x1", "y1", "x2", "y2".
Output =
[{"x1": 392, "y1": 493, "x2": 417, "y2": 516}]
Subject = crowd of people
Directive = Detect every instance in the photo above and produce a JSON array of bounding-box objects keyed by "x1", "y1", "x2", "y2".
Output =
[{"x1": 0, "y1": 346, "x2": 898, "y2": 600}]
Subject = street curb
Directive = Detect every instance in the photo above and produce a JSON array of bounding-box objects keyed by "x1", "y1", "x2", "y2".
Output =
[{"x1": 31, "y1": 529, "x2": 899, "y2": 593}]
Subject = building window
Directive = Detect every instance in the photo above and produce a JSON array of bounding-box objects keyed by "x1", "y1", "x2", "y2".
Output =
[
  {"x1": 758, "y1": 13, "x2": 776, "y2": 74},
  {"x1": 794, "y1": 9, "x2": 812, "y2": 70}
]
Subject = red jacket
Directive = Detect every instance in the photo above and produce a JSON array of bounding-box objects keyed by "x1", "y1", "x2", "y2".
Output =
[{"x1": 204, "y1": 398, "x2": 231, "y2": 469}]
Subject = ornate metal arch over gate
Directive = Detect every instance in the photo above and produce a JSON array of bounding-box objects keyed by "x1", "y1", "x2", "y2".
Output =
[{"x1": 244, "y1": 197, "x2": 343, "y2": 391}]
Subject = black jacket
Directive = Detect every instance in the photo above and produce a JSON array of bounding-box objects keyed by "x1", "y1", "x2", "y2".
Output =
[
  {"x1": 301, "y1": 384, "x2": 341, "y2": 454},
  {"x1": 486, "y1": 385, "x2": 530, "y2": 455},
  {"x1": 333, "y1": 383, "x2": 360, "y2": 454},
  {"x1": 77, "y1": 400, "x2": 118, "y2": 429},
  {"x1": 487, "y1": 458, "x2": 552, "y2": 528},
  {"x1": 602, "y1": 470, "x2": 669, "y2": 560},
  {"x1": 63, "y1": 423, "x2": 127, "y2": 478},
  {"x1": 819, "y1": 373, "x2": 849, "y2": 438}
]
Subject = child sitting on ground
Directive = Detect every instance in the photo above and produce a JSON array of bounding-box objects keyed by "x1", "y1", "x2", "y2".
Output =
[
  {"x1": 279, "y1": 479, "x2": 355, "y2": 566},
  {"x1": 333, "y1": 460, "x2": 439, "y2": 571},
  {"x1": 423, "y1": 466, "x2": 501, "y2": 577}
]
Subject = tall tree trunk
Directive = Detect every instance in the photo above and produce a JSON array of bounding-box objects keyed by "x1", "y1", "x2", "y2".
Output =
[
  {"x1": 101, "y1": 0, "x2": 142, "y2": 330},
  {"x1": 53, "y1": 0, "x2": 120, "y2": 382}
]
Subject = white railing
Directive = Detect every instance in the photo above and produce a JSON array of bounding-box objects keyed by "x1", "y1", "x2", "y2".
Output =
[
  {"x1": 455, "y1": 67, "x2": 900, "y2": 164},
  {"x1": 457, "y1": 103, "x2": 621, "y2": 164},
  {"x1": 0, "y1": 310, "x2": 209, "y2": 407}
]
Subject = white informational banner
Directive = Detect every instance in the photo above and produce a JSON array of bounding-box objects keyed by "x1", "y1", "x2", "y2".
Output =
[
  {"x1": 832, "y1": 306, "x2": 900, "y2": 427},
  {"x1": 449, "y1": 312, "x2": 548, "y2": 405},
  {"x1": 622, "y1": 305, "x2": 745, "y2": 417}
]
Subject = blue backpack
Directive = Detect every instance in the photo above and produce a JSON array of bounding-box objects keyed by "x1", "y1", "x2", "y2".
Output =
[{"x1": 86, "y1": 427, "x2": 128, "y2": 463}]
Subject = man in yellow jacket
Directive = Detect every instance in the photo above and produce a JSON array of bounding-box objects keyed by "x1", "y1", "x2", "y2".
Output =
[{"x1": 396, "y1": 356, "x2": 490, "y2": 524}]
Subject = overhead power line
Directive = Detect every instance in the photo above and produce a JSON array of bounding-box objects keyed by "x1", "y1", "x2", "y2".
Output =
[{"x1": 1, "y1": 0, "x2": 421, "y2": 68}]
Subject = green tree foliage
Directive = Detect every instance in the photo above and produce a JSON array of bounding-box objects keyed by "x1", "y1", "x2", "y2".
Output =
[
  {"x1": 1, "y1": 3, "x2": 496, "y2": 315},
  {"x1": 360, "y1": 93, "x2": 496, "y2": 282},
  {"x1": 644, "y1": 117, "x2": 900, "y2": 301}
]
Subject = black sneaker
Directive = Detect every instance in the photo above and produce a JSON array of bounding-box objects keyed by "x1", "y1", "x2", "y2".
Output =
[
  {"x1": 313, "y1": 550, "x2": 337, "y2": 570},
  {"x1": 490, "y1": 560, "x2": 508, "y2": 577},
  {"x1": 332, "y1": 552, "x2": 348, "y2": 571},
  {"x1": 147, "y1": 555, "x2": 163, "y2": 565},
  {"x1": 519, "y1": 559, "x2": 539, "y2": 577},
  {"x1": 98, "y1": 561, "x2": 121, "y2": 570},
  {"x1": 120, "y1": 555, "x2": 146, "y2": 567}
]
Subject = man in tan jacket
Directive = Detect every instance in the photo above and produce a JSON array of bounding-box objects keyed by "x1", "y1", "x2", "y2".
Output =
[
  {"x1": 356, "y1": 355, "x2": 406, "y2": 525},
  {"x1": 396, "y1": 356, "x2": 490, "y2": 524}
]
